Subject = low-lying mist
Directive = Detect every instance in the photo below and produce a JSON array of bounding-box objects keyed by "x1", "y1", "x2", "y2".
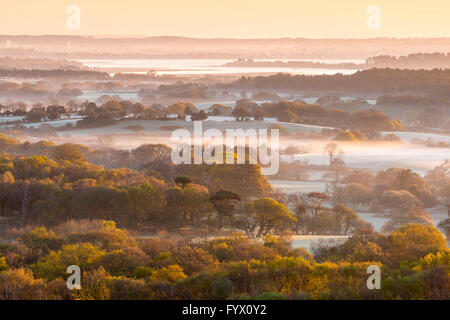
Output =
[{"x1": 22, "y1": 124, "x2": 450, "y2": 175}]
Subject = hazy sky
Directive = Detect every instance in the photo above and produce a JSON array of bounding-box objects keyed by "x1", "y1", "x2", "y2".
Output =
[{"x1": 2, "y1": 0, "x2": 450, "y2": 38}]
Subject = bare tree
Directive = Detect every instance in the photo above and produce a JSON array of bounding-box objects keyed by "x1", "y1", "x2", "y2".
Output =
[
  {"x1": 436, "y1": 159, "x2": 450, "y2": 180},
  {"x1": 323, "y1": 143, "x2": 346, "y2": 205},
  {"x1": 323, "y1": 142, "x2": 339, "y2": 168}
]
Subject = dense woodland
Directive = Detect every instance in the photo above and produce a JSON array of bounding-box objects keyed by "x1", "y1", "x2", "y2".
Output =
[
  {"x1": 366, "y1": 53, "x2": 450, "y2": 69},
  {"x1": 0, "y1": 131, "x2": 448, "y2": 299},
  {"x1": 0, "y1": 222, "x2": 448, "y2": 300},
  {"x1": 4, "y1": 68, "x2": 450, "y2": 105},
  {"x1": 1, "y1": 98, "x2": 406, "y2": 134},
  {"x1": 0, "y1": 63, "x2": 449, "y2": 300},
  {"x1": 224, "y1": 69, "x2": 450, "y2": 98}
]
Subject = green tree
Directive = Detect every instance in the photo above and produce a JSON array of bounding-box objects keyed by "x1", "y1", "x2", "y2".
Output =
[
  {"x1": 175, "y1": 176, "x2": 192, "y2": 188},
  {"x1": 32, "y1": 243, "x2": 105, "y2": 280},
  {"x1": 245, "y1": 198, "x2": 296, "y2": 237},
  {"x1": 385, "y1": 224, "x2": 447, "y2": 264},
  {"x1": 210, "y1": 190, "x2": 241, "y2": 231},
  {"x1": 150, "y1": 265, "x2": 187, "y2": 284},
  {"x1": 52, "y1": 143, "x2": 88, "y2": 163},
  {"x1": 232, "y1": 106, "x2": 252, "y2": 121},
  {"x1": 0, "y1": 268, "x2": 47, "y2": 300},
  {"x1": 0, "y1": 256, "x2": 8, "y2": 271},
  {"x1": 74, "y1": 266, "x2": 111, "y2": 300}
]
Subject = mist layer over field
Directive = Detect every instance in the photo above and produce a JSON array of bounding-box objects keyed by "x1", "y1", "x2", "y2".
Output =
[{"x1": 31, "y1": 118, "x2": 449, "y2": 175}]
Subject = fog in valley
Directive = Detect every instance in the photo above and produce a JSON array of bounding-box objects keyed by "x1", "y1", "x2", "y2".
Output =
[{"x1": 0, "y1": 0, "x2": 450, "y2": 301}]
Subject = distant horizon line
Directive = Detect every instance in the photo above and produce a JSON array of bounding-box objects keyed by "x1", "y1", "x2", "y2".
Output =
[{"x1": 1, "y1": 34, "x2": 450, "y2": 41}]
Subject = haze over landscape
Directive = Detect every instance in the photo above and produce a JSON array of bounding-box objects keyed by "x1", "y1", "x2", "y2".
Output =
[
  {"x1": 0, "y1": 0, "x2": 449, "y2": 302},
  {"x1": 3, "y1": 0, "x2": 450, "y2": 38}
]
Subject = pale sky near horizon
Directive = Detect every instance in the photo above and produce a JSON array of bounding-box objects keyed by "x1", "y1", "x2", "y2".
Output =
[{"x1": 1, "y1": 0, "x2": 450, "y2": 38}]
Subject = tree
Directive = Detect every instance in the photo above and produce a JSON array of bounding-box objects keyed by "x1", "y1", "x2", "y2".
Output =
[
  {"x1": 245, "y1": 198, "x2": 296, "y2": 237},
  {"x1": 0, "y1": 256, "x2": 8, "y2": 271},
  {"x1": 211, "y1": 276, "x2": 233, "y2": 299},
  {"x1": 181, "y1": 184, "x2": 213, "y2": 230},
  {"x1": 322, "y1": 143, "x2": 346, "y2": 205},
  {"x1": 287, "y1": 193, "x2": 309, "y2": 234},
  {"x1": 1, "y1": 171, "x2": 15, "y2": 183},
  {"x1": 382, "y1": 205, "x2": 434, "y2": 233},
  {"x1": 46, "y1": 105, "x2": 67, "y2": 120},
  {"x1": 108, "y1": 277, "x2": 149, "y2": 299},
  {"x1": 25, "y1": 107, "x2": 46, "y2": 122},
  {"x1": 150, "y1": 265, "x2": 187, "y2": 284},
  {"x1": 191, "y1": 110, "x2": 208, "y2": 121},
  {"x1": 173, "y1": 246, "x2": 218, "y2": 275},
  {"x1": 306, "y1": 191, "x2": 329, "y2": 212},
  {"x1": 278, "y1": 109, "x2": 297, "y2": 122},
  {"x1": 437, "y1": 184, "x2": 450, "y2": 238},
  {"x1": 415, "y1": 251, "x2": 450, "y2": 300},
  {"x1": 323, "y1": 142, "x2": 343, "y2": 169},
  {"x1": 426, "y1": 159, "x2": 450, "y2": 187},
  {"x1": 266, "y1": 256, "x2": 312, "y2": 295},
  {"x1": 328, "y1": 108, "x2": 350, "y2": 124},
  {"x1": 178, "y1": 102, "x2": 197, "y2": 115},
  {"x1": 343, "y1": 183, "x2": 372, "y2": 206},
  {"x1": 210, "y1": 190, "x2": 241, "y2": 231},
  {"x1": 347, "y1": 242, "x2": 383, "y2": 262},
  {"x1": 96, "y1": 247, "x2": 148, "y2": 277},
  {"x1": 350, "y1": 109, "x2": 396, "y2": 132},
  {"x1": 391, "y1": 168, "x2": 426, "y2": 190},
  {"x1": 209, "y1": 104, "x2": 232, "y2": 116},
  {"x1": 14, "y1": 155, "x2": 58, "y2": 179},
  {"x1": 131, "y1": 102, "x2": 146, "y2": 117},
  {"x1": 74, "y1": 267, "x2": 111, "y2": 300},
  {"x1": 379, "y1": 190, "x2": 421, "y2": 212},
  {"x1": 232, "y1": 106, "x2": 252, "y2": 121},
  {"x1": 0, "y1": 268, "x2": 47, "y2": 300},
  {"x1": 438, "y1": 183, "x2": 450, "y2": 216},
  {"x1": 437, "y1": 218, "x2": 450, "y2": 239},
  {"x1": 334, "y1": 130, "x2": 358, "y2": 142},
  {"x1": 102, "y1": 100, "x2": 124, "y2": 117},
  {"x1": 52, "y1": 143, "x2": 87, "y2": 163},
  {"x1": 132, "y1": 144, "x2": 172, "y2": 168},
  {"x1": 385, "y1": 224, "x2": 447, "y2": 264},
  {"x1": 435, "y1": 159, "x2": 450, "y2": 181},
  {"x1": 331, "y1": 204, "x2": 372, "y2": 235},
  {"x1": 32, "y1": 243, "x2": 105, "y2": 280},
  {"x1": 168, "y1": 102, "x2": 186, "y2": 115},
  {"x1": 282, "y1": 145, "x2": 303, "y2": 163},
  {"x1": 166, "y1": 183, "x2": 213, "y2": 230},
  {"x1": 175, "y1": 163, "x2": 272, "y2": 201},
  {"x1": 69, "y1": 186, "x2": 125, "y2": 223},
  {"x1": 0, "y1": 133, "x2": 19, "y2": 152},
  {"x1": 175, "y1": 176, "x2": 192, "y2": 188},
  {"x1": 19, "y1": 227, "x2": 62, "y2": 255}
]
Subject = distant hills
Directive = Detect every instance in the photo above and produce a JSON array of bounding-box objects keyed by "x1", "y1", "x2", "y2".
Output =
[{"x1": 2, "y1": 36, "x2": 450, "y2": 59}]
